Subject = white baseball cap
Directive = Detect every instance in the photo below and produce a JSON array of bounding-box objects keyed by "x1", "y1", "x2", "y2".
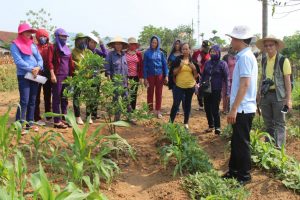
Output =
[
  {"x1": 87, "y1": 33, "x2": 99, "y2": 44},
  {"x1": 226, "y1": 25, "x2": 254, "y2": 40}
]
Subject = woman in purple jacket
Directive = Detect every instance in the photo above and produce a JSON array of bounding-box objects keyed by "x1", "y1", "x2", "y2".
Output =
[{"x1": 201, "y1": 45, "x2": 229, "y2": 135}]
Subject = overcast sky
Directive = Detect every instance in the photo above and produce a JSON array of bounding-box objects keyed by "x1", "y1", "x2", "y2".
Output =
[{"x1": 1, "y1": 0, "x2": 299, "y2": 44}]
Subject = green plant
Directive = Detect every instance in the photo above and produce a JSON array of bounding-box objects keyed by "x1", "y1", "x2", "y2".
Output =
[
  {"x1": 288, "y1": 125, "x2": 300, "y2": 139},
  {"x1": 0, "y1": 151, "x2": 28, "y2": 200},
  {"x1": 182, "y1": 170, "x2": 249, "y2": 200},
  {"x1": 251, "y1": 115, "x2": 264, "y2": 131},
  {"x1": 250, "y1": 130, "x2": 300, "y2": 192},
  {"x1": 0, "y1": 108, "x2": 22, "y2": 184},
  {"x1": 63, "y1": 52, "x2": 150, "y2": 134},
  {"x1": 43, "y1": 110, "x2": 135, "y2": 185},
  {"x1": 159, "y1": 123, "x2": 212, "y2": 176},
  {"x1": 28, "y1": 131, "x2": 59, "y2": 164},
  {"x1": 221, "y1": 124, "x2": 232, "y2": 139},
  {"x1": 30, "y1": 164, "x2": 108, "y2": 200},
  {"x1": 0, "y1": 64, "x2": 18, "y2": 92}
]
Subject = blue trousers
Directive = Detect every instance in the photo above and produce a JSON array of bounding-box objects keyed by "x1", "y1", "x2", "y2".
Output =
[
  {"x1": 170, "y1": 86, "x2": 194, "y2": 124},
  {"x1": 16, "y1": 75, "x2": 39, "y2": 125}
]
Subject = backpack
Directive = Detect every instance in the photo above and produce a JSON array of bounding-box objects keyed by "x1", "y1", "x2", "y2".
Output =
[{"x1": 261, "y1": 55, "x2": 294, "y2": 90}]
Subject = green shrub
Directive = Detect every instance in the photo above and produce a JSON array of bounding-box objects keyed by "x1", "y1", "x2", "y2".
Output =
[
  {"x1": 182, "y1": 170, "x2": 249, "y2": 200},
  {"x1": 0, "y1": 64, "x2": 17, "y2": 92}
]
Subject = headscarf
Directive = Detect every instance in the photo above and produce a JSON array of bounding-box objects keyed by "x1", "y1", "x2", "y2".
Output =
[
  {"x1": 13, "y1": 23, "x2": 36, "y2": 55},
  {"x1": 209, "y1": 45, "x2": 221, "y2": 61},
  {"x1": 54, "y1": 28, "x2": 71, "y2": 55}
]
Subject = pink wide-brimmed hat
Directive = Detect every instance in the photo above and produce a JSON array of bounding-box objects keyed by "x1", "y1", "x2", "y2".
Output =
[{"x1": 18, "y1": 23, "x2": 36, "y2": 34}]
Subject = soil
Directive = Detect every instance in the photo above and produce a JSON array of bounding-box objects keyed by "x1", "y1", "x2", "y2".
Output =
[{"x1": 0, "y1": 87, "x2": 299, "y2": 200}]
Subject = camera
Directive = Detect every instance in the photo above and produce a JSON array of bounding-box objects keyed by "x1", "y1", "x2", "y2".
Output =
[{"x1": 261, "y1": 78, "x2": 274, "y2": 95}]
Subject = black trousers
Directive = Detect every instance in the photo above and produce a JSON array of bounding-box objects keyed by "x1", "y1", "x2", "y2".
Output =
[
  {"x1": 203, "y1": 90, "x2": 221, "y2": 129},
  {"x1": 229, "y1": 112, "x2": 255, "y2": 180}
]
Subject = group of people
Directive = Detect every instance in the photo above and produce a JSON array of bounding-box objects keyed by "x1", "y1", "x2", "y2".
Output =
[{"x1": 11, "y1": 22, "x2": 293, "y2": 185}]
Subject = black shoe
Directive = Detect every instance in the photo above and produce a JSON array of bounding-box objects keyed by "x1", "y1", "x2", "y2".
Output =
[
  {"x1": 221, "y1": 171, "x2": 236, "y2": 179},
  {"x1": 215, "y1": 128, "x2": 221, "y2": 135},
  {"x1": 237, "y1": 177, "x2": 252, "y2": 186}
]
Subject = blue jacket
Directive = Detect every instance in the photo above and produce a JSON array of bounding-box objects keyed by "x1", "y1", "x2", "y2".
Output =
[
  {"x1": 143, "y1": 36, "x2": 168, "y2": 79},
  {"x1": 11, "y1": 43, "x2": 43, "y2": 76}
]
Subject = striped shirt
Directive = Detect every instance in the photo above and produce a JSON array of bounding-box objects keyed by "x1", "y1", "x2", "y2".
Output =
[{"x1": 126, "y1": 52, "x2": 139, "y2": 77}]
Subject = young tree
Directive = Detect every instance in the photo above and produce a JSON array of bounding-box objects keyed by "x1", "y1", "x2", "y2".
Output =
[{"x1": 20, "y1": 8, "x2": 56, "y2": 32}]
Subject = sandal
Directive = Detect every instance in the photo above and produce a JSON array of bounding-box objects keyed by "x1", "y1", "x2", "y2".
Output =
[
  {"x1": 204, "y1": 127, "x2": 214, "y2": 133},
  {"x1": 31, "y1": 126, "x2": 39, "y2": 132},
  {"x1": 61, "y1": 120, "x2": 72, "y2": 127},
  {"x1": 54, "y1": 122, "x2": 68, "y2": 129}
]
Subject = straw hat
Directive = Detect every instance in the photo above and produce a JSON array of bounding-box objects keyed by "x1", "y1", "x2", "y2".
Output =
[
  {"x1": 226, "y1": 25, "x2": 254, "y2": 40},
  {"x1": 128, "y1": 37, "x2": 139, "y2": 45},
  {"x1": 87, "y1": 33, "x2": 99, "y2": 44},
  {"x1": 107, "y1": 36, "x2": 128, "y2": 49},
  {"x1": 256, "y1": 35, "x2": 285, "y2": 51}
]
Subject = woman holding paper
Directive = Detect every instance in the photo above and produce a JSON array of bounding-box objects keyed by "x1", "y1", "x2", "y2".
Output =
[{"x1": 10, "y1": 23, "x2": 43, "y2": 133}]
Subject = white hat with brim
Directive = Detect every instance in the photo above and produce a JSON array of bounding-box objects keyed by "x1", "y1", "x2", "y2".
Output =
[
  {"x1": 256, "y1": 35, "x2": 285, "y2": 51},
  {"x1": 87, "y1": 33, "x2": 99, "y2": 44},
  {"x1": 107, "y1": 36, "x2": 128, "y2": 49},
  {"x1": 226, "y1": 25, "x2": 254, "y2": 40}
]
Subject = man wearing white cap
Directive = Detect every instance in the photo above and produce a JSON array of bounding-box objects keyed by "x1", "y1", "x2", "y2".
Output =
[
  {"x1": 223, "y1": 25, "x2": 258, "y2": 185},
  {"x1": 256, "y1": 35, "x2": 292, "y2": 148}
]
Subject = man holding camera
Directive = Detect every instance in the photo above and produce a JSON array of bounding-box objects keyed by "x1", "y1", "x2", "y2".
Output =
[{"x1": 256, "y1": 35, "x2": 293, "y2": 148}]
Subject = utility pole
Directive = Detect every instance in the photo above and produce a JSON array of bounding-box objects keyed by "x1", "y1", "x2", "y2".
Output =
[
  {"x1": 262, "y1": 0, "x2": 268, "y2": 38},
  {"x1": 197, "y1": 0, "x2": 200, "y2": 45}
]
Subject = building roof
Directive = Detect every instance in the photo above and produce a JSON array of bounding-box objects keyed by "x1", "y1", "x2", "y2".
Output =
[{"x1": 0, "y1": 31, "x2": 17, "y2": 46}]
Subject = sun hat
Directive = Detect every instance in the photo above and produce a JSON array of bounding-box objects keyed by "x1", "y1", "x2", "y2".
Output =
[
  {"x1": 74, "y1": 33, "x2": 88, "y2": 40},
  {"x1": 87, "y1": 33, "x2": 99, "y2": 44},
  {"x1": 226, "y1": 25, "x2": 254, "y2": 40},
  {"x1": 107, "y1": 36, "x2": 128, "y2": 49},
  {"x1": 128, "y1": 37, "x2": 139, "y2": 45},
  {"x1": 256, "y1": 35, "x2": 285, "y2": 51},
  {"x1": 18, "y1": 23, "x2": 36, "y2": 34}
]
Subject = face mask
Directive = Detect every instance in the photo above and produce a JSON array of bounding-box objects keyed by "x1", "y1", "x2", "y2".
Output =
[
  {"x1": 39, "y1": 37, "x2": 47, "y2": 45},
  {"x1": 59, "y1": 38, "x2": 67, "y2": 46},
  {"x1": 78, "y1": 42, "x2": 87, "y2": 50},
  {"x1": 210, "y1": 54, "x2": 219, "y2": 61}
]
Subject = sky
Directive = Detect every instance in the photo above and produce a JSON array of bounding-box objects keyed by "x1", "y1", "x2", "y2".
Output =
[{"x1": 0, "y1": 0, "x2": 299, "y2": 45}]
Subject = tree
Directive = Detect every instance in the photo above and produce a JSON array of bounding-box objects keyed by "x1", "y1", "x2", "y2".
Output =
[
  {"x1": 282, "y1": 31, "x2": 300, "y2": 67},
  {"x1": 200, "y1": 33, "x2": 205, "y2": 42},
  {"x1": 91, "y1": 30, "x2": 100, "y2": 37},
  {"x1": 138, "y1": 24, "x2": 196, "y2": 53},
  {"x1": 20, "y1": 8, "x2": 56, "y2": 32},
  {"x1": 212, "y1": 30, "x2": 218, "y2": 36}
]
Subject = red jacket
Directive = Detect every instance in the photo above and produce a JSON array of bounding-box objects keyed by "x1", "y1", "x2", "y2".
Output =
[
  {"x1": 192, "y1": 50, "x2": 210, "y2": 75},
  {"x1": 48, "y1": 44, "x2": 74, "y2": 76}
]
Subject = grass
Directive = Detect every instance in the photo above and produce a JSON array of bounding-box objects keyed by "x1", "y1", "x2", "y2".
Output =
[{"x1": 0, "y1": 64, "x2": 17, "y2": 92}]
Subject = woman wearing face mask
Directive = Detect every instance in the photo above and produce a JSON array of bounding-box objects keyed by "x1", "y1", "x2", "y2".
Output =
[
  {"x1": 72, "y1": 33, "x2": 92, "y2": 124},
  {"x1": 10, "y1": 23, "x2": 43, "y2": 133},
  {"x1": 126, "y1": 37, "x2": 143, "y2": 110},
  {"x1": 34, "y1": 28, "x2": 53, "y2": 125},
  {"x1": 49, "y1": 28, "x2": 74, "y2": 129},
  {"x1": 169, "y1": 43, "x2": 198, "y2": 129},
  {"x1": 201, "y1": 45, "x2": 229, "y2": 135},
  {"x1": 87, "y1": 33, "x2": 108, "y2": 58}
]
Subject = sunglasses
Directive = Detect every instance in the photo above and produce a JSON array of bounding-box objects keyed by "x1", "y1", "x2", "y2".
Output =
[{"x1": 264, "y1": 43, "x2": 275, "y2": 48}]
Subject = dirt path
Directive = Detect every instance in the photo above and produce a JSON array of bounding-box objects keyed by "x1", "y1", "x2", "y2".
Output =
[{"x1": 0, "y1": 87, "x2": 299, "y2": 200}]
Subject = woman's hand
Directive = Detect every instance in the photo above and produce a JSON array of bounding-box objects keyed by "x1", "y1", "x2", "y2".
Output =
[
  {"x1": 31, "y1": 66, "x2": 40, "y2": 77},
  {"x1": 144, "y1": 79, "x2": 149, "y2": 87},
  {"x1": 51, "y1": 74, "x2": 57, "y2": 83},
  {"x1": 163, "y1": 77, "x2": 168, "y2": 85}
]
